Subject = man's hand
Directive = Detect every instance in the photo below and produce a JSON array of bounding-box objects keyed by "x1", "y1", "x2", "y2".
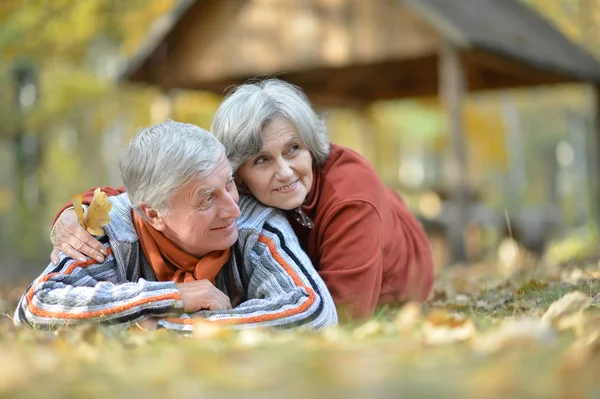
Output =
[
  {"x1": 50, "y1": 209, "x2": 107, "y2": 265},
  {"x1": 176, "y1": 280, "x2": 232, "y2": 313}
]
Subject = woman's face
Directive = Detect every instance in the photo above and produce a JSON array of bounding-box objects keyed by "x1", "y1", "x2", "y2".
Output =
[{"x1": 236, "y1": 116, "x2": 313, "y2": 210}]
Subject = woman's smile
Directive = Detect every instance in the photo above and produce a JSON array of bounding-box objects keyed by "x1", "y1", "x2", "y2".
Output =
[{"x1": 274, "y1": 179, "x2": 299, "y2": 193}]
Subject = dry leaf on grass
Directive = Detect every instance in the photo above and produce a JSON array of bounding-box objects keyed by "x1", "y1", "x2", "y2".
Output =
[
  {"x1": 473, "y1": 317, "x2": 556, "y2": 354},
  {"x1": 192, "y1": 319, "x2": 231, "y2": 341},
  {"x1": 352, "y1": 320, "x2": 383, "y2": 339},
  {"x1": 572, "y1": 313, "x2": 600, "y2": 348},
  {"x1": 71, "y1": 188, "x2": 112, "y2": 236},
  {"x1": 541, "y1": 291, "x2": 591, "y2": 330},
  {"x1": 236, "y1": 328, "x2": 271, "y2": 348},
  {"x1": 421, "y1": 309, "x2": 477, "y2": 345},
  {"x1": 394, "y1": 302, "x2": 423, "y2": 332}
]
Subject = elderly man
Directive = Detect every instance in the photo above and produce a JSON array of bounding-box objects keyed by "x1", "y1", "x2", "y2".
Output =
[{"x1": 14, "y1": 120, "x2": 337, "y2": 333}]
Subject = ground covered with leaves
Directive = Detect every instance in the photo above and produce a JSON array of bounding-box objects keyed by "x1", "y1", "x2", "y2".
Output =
[{"x1": 1, "y1": 237, "x2": 599, "y2": 399}]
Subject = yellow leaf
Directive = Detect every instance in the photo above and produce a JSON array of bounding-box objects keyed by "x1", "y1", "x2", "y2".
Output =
[
  {"x1": 352, "y1": 320, "x2": 383, "y2": 339},
  {"x1": 85, "y1": 188, "x2": 111, "y2": 236},
  {"x1": 70, "y1": 193, "x2": 85, "y2": 226},
  {"x1": 541, "y1": 291, "x2": 591, "y2": 330},
  {"x1": 421, "y1": 310, "x2": 477, "y2": 345},
  {"x1": 472, "y1": 317, "x2": 556, "y2": 354},
  {"x1": 393, "y1": 302, "x2": 423, "y2": 332}
]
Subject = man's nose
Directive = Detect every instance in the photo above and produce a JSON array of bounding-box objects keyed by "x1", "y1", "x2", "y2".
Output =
[{"x1": 219, "y1": 191, "x2": 241, "y2": 219}]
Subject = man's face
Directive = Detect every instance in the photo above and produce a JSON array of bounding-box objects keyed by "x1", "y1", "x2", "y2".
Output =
[{"x1": 151, "y1": 156, "x2": 241, "y2": 257}]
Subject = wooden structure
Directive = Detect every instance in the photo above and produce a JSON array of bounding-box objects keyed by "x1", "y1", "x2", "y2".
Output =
[{"x1": 120, "y1": 0, "x2": 600, "y2": 262}]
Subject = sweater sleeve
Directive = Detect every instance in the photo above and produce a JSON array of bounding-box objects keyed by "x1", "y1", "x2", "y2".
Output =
[
  {"x1": 156, "y1": 215, "x2": 338, "y2": 333},
  {"x1": 14, "y1": 236, "x2": 185, "y2": 331},
  {"x1": 53, "y1": 186, "x2": 125, "y2": 225},
  {"x1": 317, "y1": 200, "x2": 385, "y2": 319}
]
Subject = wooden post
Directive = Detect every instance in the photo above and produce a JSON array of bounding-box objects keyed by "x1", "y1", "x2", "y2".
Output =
[
  {"x1": 592, "y1": 86, "x2": 600, "y2": 225},
  {"x1": 439, "y1": 40, "x2": 468, "y2": 263}
]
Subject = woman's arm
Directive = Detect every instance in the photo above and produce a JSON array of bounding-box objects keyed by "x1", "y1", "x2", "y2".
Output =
[
  {"x1": 315, "y1": 198, "x2": 433, "y2": 319},
  {"x1": 316, "y1": 200, "x2": 386, "y2": 319},
  {"x1": 50, "y1": 186, "x2": 125, "y2": 265}
]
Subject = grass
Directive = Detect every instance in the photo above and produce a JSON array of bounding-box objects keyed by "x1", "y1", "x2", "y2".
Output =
[{"x1": 0, "y1": 252, "x2": 599, "y2": 398}]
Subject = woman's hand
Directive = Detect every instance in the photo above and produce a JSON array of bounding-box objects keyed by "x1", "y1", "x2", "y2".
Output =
[{"x1": 50, "y1": 209, "x2": 108, "y2": 265}]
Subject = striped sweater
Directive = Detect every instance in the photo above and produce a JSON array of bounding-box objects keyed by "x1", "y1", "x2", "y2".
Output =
[{"x1": 14, "y1": 194, "x2": 337, "y2": 333}]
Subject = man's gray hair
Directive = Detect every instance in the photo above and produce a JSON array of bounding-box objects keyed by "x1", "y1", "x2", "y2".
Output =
[
  {"x1": 120, "y1": 119, "x2": 226, "y2": 214},
  {"x1": 211, "y1": 78, "x2": 330, "y2": 172}
]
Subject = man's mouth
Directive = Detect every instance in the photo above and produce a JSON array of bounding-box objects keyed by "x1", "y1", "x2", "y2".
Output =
[
  {"x1": 211, "y1": 220, "x2": 235, "y2": 230},
  {"x1": 274, "y1": 180, "x2": 298, "y2": 192}
]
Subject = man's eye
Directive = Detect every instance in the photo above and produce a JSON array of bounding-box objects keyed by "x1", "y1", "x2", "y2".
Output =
[{"x1": 199, "y1": 196, "x2": 212, "y2": 208}]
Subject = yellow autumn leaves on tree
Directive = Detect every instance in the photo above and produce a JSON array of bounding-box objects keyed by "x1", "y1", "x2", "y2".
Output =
[{"x1": 71, "y1": 188, "x2": 112, "y2": 236}]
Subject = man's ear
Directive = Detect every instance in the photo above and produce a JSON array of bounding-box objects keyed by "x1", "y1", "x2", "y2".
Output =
[{"x1": 139, "y1": 204, "x2": 166, "y2": 231}]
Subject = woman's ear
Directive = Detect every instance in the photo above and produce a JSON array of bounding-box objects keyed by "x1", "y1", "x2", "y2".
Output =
[
  {"x1": 235, "y1": 175, "x2": 250, "y2": 194},
  {"x1": 140, "y1": 204, "x2": 166, "y2": 231}
]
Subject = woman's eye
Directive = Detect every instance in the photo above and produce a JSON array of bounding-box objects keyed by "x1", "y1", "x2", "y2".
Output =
[
  {"x1": 254, "y1": 156, "x2": 268, "y2": 165},
  {"x1": 288, "y1": 145, "x2": 299, "y2": 154}
]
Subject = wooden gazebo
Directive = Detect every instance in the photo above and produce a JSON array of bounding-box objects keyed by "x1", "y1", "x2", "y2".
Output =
[{"x1": 120, "y1": 0, "x2": 600, "y2": 261}]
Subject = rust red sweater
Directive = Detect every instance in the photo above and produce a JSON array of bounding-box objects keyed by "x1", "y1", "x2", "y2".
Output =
[
  {"x1": 289, "y1": 144, "x2": 434, "y2": 318},
  {"x1": 56, "y1": 145, "x2": 434, "y2": 319}
]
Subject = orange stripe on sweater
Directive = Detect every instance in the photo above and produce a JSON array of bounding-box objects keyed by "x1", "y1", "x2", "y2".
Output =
[
  {"x1": 163, "y1": 235, "x2": 317, "y2": 327},
  {"x1": 213, "y1": 235, "x2": 317, "y2": 325},
  {"x1": 26, "y1": 248, "x2": 183, "y2": 320}
]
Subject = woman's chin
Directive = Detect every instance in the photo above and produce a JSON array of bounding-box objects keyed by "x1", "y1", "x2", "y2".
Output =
[{"x1": 270, "y1": 195, "x2": 305, "y2": 210}]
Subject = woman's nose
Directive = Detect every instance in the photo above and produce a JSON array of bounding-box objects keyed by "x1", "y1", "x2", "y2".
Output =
[{"x1": 276, "y1": 159, "x2": 294, "y2": 180}]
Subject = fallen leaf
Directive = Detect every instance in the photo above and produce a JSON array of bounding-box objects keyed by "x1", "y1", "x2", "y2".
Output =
[
  {"x1": 541, "y1": 291, "x2": 591, "y2": 330},
  {"x1": 352, "y1": 320, "x2": 383, "y2": 339},
  {"x1": 572, "y1": 313, "x2": 600, "y2": 347},
  {"x1": 236, "y1": 328, "x2": 270, "y2": 348},
  {"x1": 454, "y1": 293, "x2": 471, "y2": 307},
  {"x1": 71, "y1": 193, "x2": 85, "y2": 226},
  {"x1": 85, "y1": 188, "x2": 112, "y2": 236},
  {"x1": 393, "y1": 302, "x2": 423, "y2": 332},
  {"x1": 421, "y1": 310, "x2": 477, "y2": 345},
  {"x1": 473, "y1": 317, "x2": 556, "y2": 354},
  {"x1": 192, "y1": 319, "x2": 230, "y2": 341}
]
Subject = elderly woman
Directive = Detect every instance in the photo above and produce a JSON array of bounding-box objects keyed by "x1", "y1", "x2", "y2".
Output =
[
  {"x1": 15, "y1": 120, "x2": 337, "y2": 332},
  {"x1": 51, "y1": 79, "x2": 434, "y2": 319}
]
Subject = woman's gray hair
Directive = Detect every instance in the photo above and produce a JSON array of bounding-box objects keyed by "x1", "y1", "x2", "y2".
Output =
[
  {"x1": 119, "y1": 119, "x2": 227, "y2": 214},
  {"x1": 211, "y1": 78, "x2": 330, "y2": 172}
]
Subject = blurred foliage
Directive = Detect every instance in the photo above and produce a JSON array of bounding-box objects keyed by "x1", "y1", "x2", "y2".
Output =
[
  {"x1": 0, "y1": 0, "x2": 600, "y2": 272},
  {"x1": 0, "y1": 0, "x2": 222, "y2": 269}
]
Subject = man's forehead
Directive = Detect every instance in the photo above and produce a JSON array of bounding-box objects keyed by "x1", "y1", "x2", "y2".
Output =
[{"x1": 192, "y1": 165, "x2": 233, "y2": 196}]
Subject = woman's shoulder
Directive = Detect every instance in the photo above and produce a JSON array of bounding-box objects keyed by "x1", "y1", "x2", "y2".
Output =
[{"x1": 319, "y1": 144, "x2": 384, "y2": 204}]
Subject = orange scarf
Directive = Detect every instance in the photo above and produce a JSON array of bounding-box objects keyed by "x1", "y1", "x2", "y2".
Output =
[{"x1": 132, "y1": 211, "x2": 230, "y2": 284}]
